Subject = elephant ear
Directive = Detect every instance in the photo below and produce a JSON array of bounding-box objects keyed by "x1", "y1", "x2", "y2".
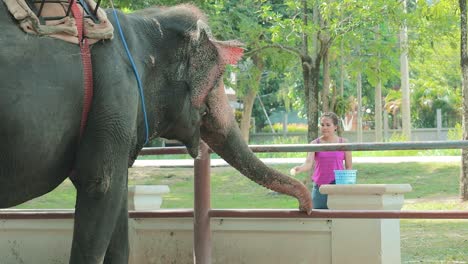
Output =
[
  {"x1": 188, "y1": 21, "x2": 244, "y2": 108},
  {"x1": 213, "y1": 40, "x2": 244, "y2": 65},
  {"x1": 194, "y1": 20, "x2": 244, "y2": 65}
]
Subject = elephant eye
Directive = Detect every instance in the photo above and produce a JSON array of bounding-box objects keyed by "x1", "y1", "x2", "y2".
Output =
[{"x1": 200, "y1": 105, "x2": 209, "y2": 117}]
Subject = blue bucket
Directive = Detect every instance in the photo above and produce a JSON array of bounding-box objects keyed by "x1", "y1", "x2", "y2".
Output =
[{"x1": 334, "y1": 170, "x2": 357, "y2": 184}]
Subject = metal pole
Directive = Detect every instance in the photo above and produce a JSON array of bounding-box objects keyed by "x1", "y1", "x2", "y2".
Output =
[
  {"x1": 193, "y1": 141, "x2": 211, "y2": 264},
  {"x1": 246, "y1": 140, "x2": 468, "y2": 152},
  {"x1": 209, "y1": 209, "x2": 468, "y2": 219},
  {"x1": 3, "y1": 209, "x2": 468, "y2": 220},
  {"x1": 139, "y1": 140, "x2": 468, "y2": 155}
]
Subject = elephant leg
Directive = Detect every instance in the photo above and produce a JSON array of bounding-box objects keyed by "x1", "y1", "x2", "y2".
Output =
[
  {"x1": 104, "y1": 191, "x2": 130, "y2": 264},
  {"x1": 69, "y1": 144, "x2": 130, "y2": 264}
]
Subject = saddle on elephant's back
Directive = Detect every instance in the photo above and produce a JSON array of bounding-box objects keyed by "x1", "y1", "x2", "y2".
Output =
[{"x1": 3, "y1": 0, "x2": 113, "y2": 44}]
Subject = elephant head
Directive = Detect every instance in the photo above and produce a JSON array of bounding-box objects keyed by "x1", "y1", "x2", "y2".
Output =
[{"x1": 145, "y1": 6, "x2": 312, "y2": 213}]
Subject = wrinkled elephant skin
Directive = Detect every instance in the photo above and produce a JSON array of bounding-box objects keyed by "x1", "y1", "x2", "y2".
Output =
[{"x1": 0, "y1": 3, "x2": 312, "y2": 264}]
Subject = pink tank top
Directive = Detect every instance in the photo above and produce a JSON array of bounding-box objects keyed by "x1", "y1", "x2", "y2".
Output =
[{"x1": 312, "y1": 137, "x2": 345, "y2": 185}]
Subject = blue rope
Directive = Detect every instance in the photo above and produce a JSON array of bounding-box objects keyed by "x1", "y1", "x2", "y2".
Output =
[{"x1": 110, "y1": 3, "x2": 150, "y2": 145}]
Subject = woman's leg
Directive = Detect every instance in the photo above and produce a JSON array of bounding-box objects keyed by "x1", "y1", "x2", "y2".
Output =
[{"x1": 312, "y1": 185, "x2": 328, "y2": 209}]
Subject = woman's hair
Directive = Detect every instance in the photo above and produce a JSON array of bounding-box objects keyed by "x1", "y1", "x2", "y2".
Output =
[
  {"x1": 321, "y1": 112, "x2": 339, "y2": 125},
  {"x1": 321, "y1": 112, "x2": 341, "y2": 133}
]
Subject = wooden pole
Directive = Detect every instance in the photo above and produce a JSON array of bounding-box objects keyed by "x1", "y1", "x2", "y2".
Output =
[{"x1": 193, "y1": 141, "x2": 211, "y2": 264}]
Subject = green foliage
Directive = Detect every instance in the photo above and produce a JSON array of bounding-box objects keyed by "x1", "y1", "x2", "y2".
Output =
[
  {"x1": 267, "y1": 135, "x2": 305, "y2": 144},
  {"x1": 260, "y1": 123, "x2": 307, "y2": 133},
  {"x1": 419, "y1": 124, "x2": 463, "y2": 156},
  {"x1": 388, "y1": 132, "x2": 409, "y2": 142},
  {"x1": 284, "y1": 123, "x2": 308, "y2": 133},
  {"x1": 447, "y1": 123, "x2": 463, "y2": 140},
  {"x1": 106, "y1": 1, "x2": 463, "y2": 134},
  {"x1": 409, "y1": 20, "x2": 462, "y2": 128},
  {"x1": 234, "y1": 109, "x2": 243, "y2": 127},
  {"x1": 332, "y1": 96, "x2": 352, "y2": 117}
]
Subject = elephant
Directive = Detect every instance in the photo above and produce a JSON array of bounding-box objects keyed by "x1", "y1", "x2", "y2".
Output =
[{"x1": 0, "y1": 3, "x2": 312, "y2": 264}]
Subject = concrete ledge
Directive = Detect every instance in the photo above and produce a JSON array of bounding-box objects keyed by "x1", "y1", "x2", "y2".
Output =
[
  {"x1": 0, "y1": 184, "x2": 412, "y2": 264},
  {"x1": 0, "y1": 215, "x2": 331, "y2": 264},
  {"x1": 320, "y1": 184, "x2": 412, "y2": 195},
  {"x1": 322, "y1": 184, "x2": 410, "y2": 264}
]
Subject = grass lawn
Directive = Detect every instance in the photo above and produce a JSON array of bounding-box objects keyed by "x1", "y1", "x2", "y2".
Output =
[{"x1": 12, "y1": 161, "x2": 468, "y2": 263}]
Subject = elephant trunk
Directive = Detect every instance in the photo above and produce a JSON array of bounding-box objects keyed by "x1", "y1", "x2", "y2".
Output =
[{"x1": 201, "y1": 124, "x2": 312, "y2": 213}]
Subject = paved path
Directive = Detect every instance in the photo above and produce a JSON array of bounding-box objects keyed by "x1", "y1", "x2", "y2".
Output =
[{"x1": 133, "y1": 156, "x2": 461, "y2": 168}]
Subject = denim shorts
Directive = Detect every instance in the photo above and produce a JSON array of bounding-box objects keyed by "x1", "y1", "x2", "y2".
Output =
[{"x1": 312, "y1": 181, "x2": 335, "y2": 209}]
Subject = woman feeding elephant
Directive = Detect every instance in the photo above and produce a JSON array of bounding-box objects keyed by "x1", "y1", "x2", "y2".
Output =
[
  {"x1": 0, "y1": 2, "x2": 312, "y2": 263},
  {"x1": 291, "y1": 112, "x2": 353, "y2": 209}
]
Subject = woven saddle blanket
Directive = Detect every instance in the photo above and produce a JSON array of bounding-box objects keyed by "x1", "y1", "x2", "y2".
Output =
[{"x1": 3, "y1": 0, "x2": 113, "y2": 44}]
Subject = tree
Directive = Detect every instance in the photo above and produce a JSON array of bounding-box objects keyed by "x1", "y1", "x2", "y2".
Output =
[
  {"x1": 400, "y1": 0, "x2": 412, "y2": 139},
  {"x1": 202, "y1": 1, "x2": 264, "y2": 141},
  {"x1": 207, "y1": 0, "x2": 306, "y2": 142},
  {"x1": 385, "y1": 89, "x2": 402, "y2": 129},
  {"x1": 237, "y1": 55, "x2": 264, "y2": 141},
  {"x1": 255, "y1": 0, "x2": 378, "y2": 141},
  {"x1": 409, "y1": 0, "x2": 461, "y2": 128},
  {"x1": 459, "y1": 0, "x2": 468, "y2": 201}
]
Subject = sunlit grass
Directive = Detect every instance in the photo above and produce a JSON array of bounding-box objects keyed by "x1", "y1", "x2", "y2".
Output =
[
  {"x1": 404, "y1": 200, "x2": 468, "y2": 211},
  {"x1": 400, "y1": 220, "x2": 468, "y2": 263},
  {"x1": 15, "y1": 163, "x2": 464, "y2": 209}
]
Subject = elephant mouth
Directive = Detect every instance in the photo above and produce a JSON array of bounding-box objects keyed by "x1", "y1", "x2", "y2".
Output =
[
  {"x1": 184, "y1": 141, "x2": 200, "y2": 158},
  {"x1": 156, "y1": 116, "x2": 201, "y2": 159}
]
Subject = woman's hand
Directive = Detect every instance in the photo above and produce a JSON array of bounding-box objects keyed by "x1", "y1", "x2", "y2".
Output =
[{"x1": 290, "y1": 167, "x2": 298, "y2": 176}]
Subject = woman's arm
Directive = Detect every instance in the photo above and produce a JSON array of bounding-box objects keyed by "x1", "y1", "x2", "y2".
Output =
[
  {"x1": 344, "y1": 151, "x2": 352, "y2": 169},
  {"x1": 293, "y1": 152, "x2": 315, "y2": 174},
  {"x1": 342, "y1": 138, "x2": 353, "y2": 169},
  {"x1": 291, "y1": 141, "x2": 316, "y2": 175}
]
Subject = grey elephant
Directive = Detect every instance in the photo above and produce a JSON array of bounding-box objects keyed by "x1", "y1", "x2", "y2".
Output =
[{"x1": 0, "y1": 3, "x2": 312, "y2": 264}]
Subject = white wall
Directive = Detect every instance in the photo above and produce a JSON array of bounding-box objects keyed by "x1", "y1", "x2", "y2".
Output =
[{"x1": 0, "y1": 214, "x2": 331, "y2": 264}]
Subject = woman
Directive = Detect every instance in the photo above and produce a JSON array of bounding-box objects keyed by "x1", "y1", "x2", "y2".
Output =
[{"x1": 290, "y1": 112, "x2": 352, "y2": 209}]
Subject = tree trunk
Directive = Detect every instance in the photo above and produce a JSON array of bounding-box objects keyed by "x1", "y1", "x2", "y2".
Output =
[
  {"x1": 375, "y1": 79, "x2": 383, "y2": 142},
  {"x1": 322, "y1": 47, "x2": 330, "y2": 112},
  {"x1": 330, "y1": 79, "x2": 337, "y2": 114},
  {"x1": 240, "y1": 88, "x2": 257, "y2": 142},
  {"x1": 239, "y1": 54, "x2": 264, "y2": 142},
  {"x1": 357, "y1": 72, "x2": 363, "y2": 142},
  {"x1": 303, "y1": 0, "x2": 321, "y2": 142},
  {"x1": 307, "y1": 59, "x2": 321, "y2": 142},
  {"x1": 340, "y1": 40, "x2": 345, "y2": 97},
  {"x1": 393, "y1": 109, "x2": 399, "y2": 129},
  {"x1": 374, "y1": 26, "x2": 383, "y2": 142},
  {"x1": 459, "y1": 0, "x2": 468, "y2": 201},
  {"x1": 400, "y1": 0, "x2": 411, "y2": 140}
]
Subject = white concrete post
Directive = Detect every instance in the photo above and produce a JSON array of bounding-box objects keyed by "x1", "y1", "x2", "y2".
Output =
[
  {"x1": 128, "y1": 185, "x2": 170, "y2": 210},
  {"x1": 320, "y1": 184, "x2": 412, "y2": 264},
  {"x1": 436, "y1": 108, "x2": 442, "y2": 140}
]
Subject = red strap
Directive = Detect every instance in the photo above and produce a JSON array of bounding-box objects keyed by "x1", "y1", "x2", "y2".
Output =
[{"x1": 70, "y1": 1, "x2": 93, "y2": 136}]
